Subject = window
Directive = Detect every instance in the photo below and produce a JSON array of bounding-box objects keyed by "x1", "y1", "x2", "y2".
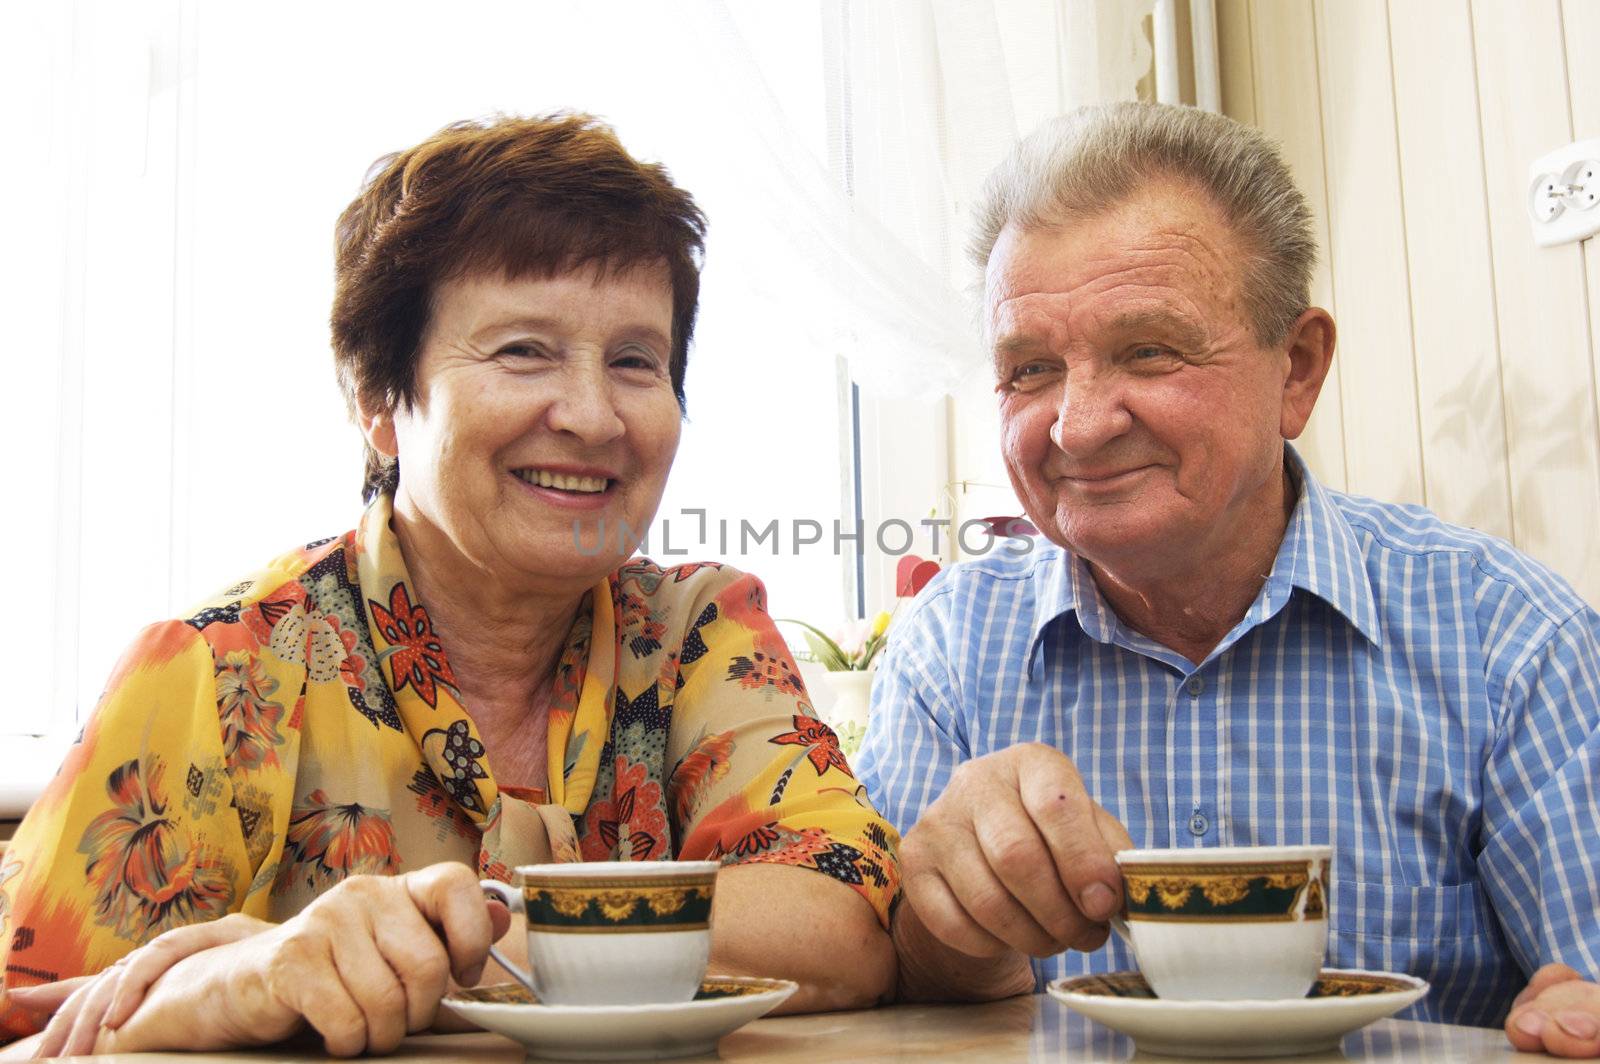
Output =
[{"x1": 2, "y1": 2, "x2": 945, "y2": 802}]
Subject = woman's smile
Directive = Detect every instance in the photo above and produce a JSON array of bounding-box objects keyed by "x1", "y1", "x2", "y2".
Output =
[{"x1": 509, "y1": 464, "x2": 618, "y2": 511}]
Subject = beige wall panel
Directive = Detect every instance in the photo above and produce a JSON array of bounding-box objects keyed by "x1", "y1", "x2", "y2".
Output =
[
  {"x1": 1472, "y1": 0, "x2": 1600, "y2": 602},
  {"x1": 1564, "y1": 0, "x2": 1600, "y2": 589},
  {"x1": 1313, "y1": 0, "x2": 1425, "y2": 506},
  {"x1": 1387, "y1": 0, "x2": 1514, "y2": 539},
  {"x1": 1248, "y1": 0, "x2": 1348, "y2": 490},
  {"x1": 1216, "y1": 0, "x2": 1256, "y2": 124}
]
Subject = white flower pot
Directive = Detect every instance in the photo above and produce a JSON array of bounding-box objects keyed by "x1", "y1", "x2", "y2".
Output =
[{"x1": 819, "y1": 669, "x2": 874, "y2": 730}]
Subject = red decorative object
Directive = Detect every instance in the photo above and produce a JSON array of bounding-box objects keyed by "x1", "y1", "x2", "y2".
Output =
[{"x1": 895, "y1": 555, "x2": 942, "y2": 597}]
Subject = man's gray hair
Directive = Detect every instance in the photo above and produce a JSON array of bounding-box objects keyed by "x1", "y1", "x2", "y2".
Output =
[{"x1": 970, "y1": 102, "x2": 1317, "y2": 346}]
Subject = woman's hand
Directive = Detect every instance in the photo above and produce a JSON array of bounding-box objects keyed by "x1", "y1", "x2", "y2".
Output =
[
  {"x1": 92, "y1": 862, "x2": 508, "y2": 1057},
  {"x1": 8, "y1": 913, "x2": 272, "y2": 1058}
]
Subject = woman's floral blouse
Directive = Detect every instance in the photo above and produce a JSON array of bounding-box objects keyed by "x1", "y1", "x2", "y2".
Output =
[{"x1": 0, "y1": 497, "x2": 899, "y2": 1041}]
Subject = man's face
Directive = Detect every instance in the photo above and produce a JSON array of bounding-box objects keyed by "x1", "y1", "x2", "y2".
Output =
[{"x1": 987, "y1": 181, "x2": 1295, "y2": 582}]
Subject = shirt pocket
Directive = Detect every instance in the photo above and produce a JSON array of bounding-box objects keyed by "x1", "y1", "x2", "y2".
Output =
[
  {"x1": 1329, "y1": 877, "x2": 1497, "y2": 982},
  {"x1": 1331, "y1": 878, "x2": 1491, "y2": 944}
]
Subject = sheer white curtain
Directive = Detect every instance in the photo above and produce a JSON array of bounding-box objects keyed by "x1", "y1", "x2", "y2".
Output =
[
  {"x1": 702, "y1": 0, "x2": 1155, "y2": 610},
  {"x1": 701, "y1": 0, "x2": 1155, "y2": 401}
]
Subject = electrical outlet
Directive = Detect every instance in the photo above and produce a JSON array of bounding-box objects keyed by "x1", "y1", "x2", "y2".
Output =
[{"x1": 1528, "y1": 138, "x2": 1600, "y2": 248}]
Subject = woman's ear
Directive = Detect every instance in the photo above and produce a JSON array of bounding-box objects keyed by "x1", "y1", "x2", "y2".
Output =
[
  {"x1": 1279, "y1": 307, "x2": 1337, "y2": 441},
  {"x1": 356, "y1": 398, "x2": 399, "y2": 459}
]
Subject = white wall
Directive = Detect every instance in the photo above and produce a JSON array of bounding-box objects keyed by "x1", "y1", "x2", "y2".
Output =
[{"x1": 1219, "y1": 0, "x2": 1600, "y2": 604}]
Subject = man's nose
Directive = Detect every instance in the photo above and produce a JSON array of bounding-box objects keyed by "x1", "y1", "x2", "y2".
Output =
[
  {"x1": 547, "y1": 359, "x2": 626, "y2": 444},
  {"x1": 1049, "y1": 371, "x2": 1133, "y2": 455}
]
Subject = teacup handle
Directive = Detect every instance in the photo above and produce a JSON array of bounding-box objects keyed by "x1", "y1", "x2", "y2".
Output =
[
  {"x1": 1108, "y1": 913, "x2": 1133, "y2": 948},
  {"x1": 480, "y1": 879, "x2": 535, "y2": 994}
]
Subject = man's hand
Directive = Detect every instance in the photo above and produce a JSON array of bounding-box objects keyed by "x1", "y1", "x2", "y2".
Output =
[
  {"x1": 91, "y1": 862, "x2": 510, "y2": 1057},
  {"x1": 1507, "y1": 964, "x2": 1600, "y2": 1058},
  {"x1": 895, "y1": 743, "x2": 1132, "y2": 1000}
]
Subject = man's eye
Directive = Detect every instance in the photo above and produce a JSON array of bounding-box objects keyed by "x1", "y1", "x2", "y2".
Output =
[
  {"x1": 1130, "y1": 344, "x2": 1175, "y2": 362},
  {"x1": 1005, "y1": 363, "x2": 1058, "y2": 391}
]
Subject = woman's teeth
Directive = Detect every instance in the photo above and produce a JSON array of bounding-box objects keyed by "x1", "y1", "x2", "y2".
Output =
[{"x1": 514, "y1": 469, "x2": 609, "y2": 493}]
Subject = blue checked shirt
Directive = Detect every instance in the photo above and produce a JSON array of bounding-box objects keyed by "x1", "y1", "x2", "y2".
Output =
[{"x1": 856, "y1": 447, "x2": 1600, "y2": 1027}]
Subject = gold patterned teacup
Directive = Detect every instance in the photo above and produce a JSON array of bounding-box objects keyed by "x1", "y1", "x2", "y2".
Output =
[
  {"x1": 480, "y1": 861, "x2": 719, "y2": 1006},
  {"x1": 1111, "y1": 845, "x2": 1331, "y2": 1001}
]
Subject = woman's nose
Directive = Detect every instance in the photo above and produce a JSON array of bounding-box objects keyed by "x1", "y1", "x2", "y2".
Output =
[{"x1": 546, "y1": 361, "x2": 625, "y2": 444}]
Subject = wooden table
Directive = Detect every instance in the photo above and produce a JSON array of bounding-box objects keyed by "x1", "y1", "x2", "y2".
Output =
[{"x1": 60, "y1": 993, "x2": 1543, "y2": 1062}]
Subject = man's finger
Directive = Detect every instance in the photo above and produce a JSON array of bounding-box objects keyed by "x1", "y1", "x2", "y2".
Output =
[
  {"x1": 972, "y1": 800, "x2": 1083, "y2": 952},
  {"x1": 938, "y1": 831, "x2": 1062, "y2": 957},
  {"x1": 1091, "y1": 804, "x2": 1135, "y2": 854},
  {"x1": 1015, "y1": 747, "x2": 1123, "y2": 923},
  {"x1": 1505, "y1": 979, "x2": 1600, "y2": 1058},
  {"x1": 1513, "y1": 963, "x2": 1585, "y2": 1010},
  {"x1": 902, "y1": 870, "x2": 1012, "y2": 959},
  {"x1": 404, "y1": 864, "x2": 495, "y2": 984}
]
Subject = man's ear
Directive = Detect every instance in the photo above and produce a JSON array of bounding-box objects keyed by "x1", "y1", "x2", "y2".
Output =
[
  {"x1": 1279, "y1": 307, "x2": 1336, "y2": 440},
  {"x1": 356, "y1": 397, "x2": 399, "y2": 459}
]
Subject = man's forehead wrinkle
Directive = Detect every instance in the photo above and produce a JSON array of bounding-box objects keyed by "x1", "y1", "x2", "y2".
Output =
[
  {"x1": 997, "y1": 240, "x2": 1231, "y2": 300},
  {"x1": 992, "y1": 293, "x2": 1076, "y2": 353}
]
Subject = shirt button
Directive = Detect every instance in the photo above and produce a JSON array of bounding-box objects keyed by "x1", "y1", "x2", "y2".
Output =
[
  {"x1": 1186, "y1": 676, "x2": 1205, "y2": 696},
  {"x1": 1188, "y1": 811, "x2": 1210, "y2": 836}
]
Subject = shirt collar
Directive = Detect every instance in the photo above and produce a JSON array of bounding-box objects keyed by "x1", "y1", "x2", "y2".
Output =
[
  {"x1": 1272, "y1": 444, "x2": 1383, "y2": 647},
  {"x1": 1024, "y1": 444, "x2": 1382, "y2": 676}
]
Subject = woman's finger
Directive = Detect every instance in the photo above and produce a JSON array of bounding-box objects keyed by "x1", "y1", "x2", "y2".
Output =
[
  {"x1": 4, "y1": 975, "x2": 93, "y2": 1014},
  {"x1": 60, "y1": 968, "x2": 126, "y2": 1056},
  {"x1": 328, "y1": 917, "x2": 410, "y2": 1055},
  {"x1": 34, "y1": 971, "x2": 114, "y2": 1059},
  {"x1": 105, "y1": 914, "x2": 273, "y2": 1029},
  {"x1": 370, "y1": 896, "x2": 454, "y2": 1032},
  {"x1": 402, "y1": 864, "x2": 495, "y2": 985},
  {"x1": 262, "y1": 928, "x2": 371, "y2": 1058}
]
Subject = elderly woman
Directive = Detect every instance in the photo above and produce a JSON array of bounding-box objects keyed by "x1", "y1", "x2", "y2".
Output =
[{"x1": 0, "y1": 114, "x2": 897, "y2": 1057}]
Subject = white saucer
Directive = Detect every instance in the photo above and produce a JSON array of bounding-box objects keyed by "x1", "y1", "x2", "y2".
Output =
[
  {"x1": 442, "y1": 976, "x2": 797, "y2": 1060},
  {"x1": 1047, "y1": 968, "x2": 1429, "y2": 1059}
]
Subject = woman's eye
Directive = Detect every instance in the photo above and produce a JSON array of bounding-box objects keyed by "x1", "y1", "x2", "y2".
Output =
[
  {"x1": 613, "y1": 346, "x2": 663, "y2": 372},
  {"x1": 496, "y1": 342, "x2": 548, "y2": 360}
]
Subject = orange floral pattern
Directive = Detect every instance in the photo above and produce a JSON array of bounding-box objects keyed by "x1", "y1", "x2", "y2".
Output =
[
  {"x1": 0, "y1": 495, "x2": 899, "y2": 1045},
  {"x1": 78, "y1": 756, "x2": 234, "y2": 941},
  {"x1": 368, "y1": 582, "x2": 458, "y2": 708}
]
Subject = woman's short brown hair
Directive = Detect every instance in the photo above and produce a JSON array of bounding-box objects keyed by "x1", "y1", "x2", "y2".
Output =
[{"x1": 331, "y1": 112, "x2": 708, "y2": 500}]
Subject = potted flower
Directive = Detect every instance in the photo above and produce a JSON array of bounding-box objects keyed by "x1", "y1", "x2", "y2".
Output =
[
  {"x1": 779, "y1": 553, "x2": 949, "y2": 754},
  {"x1": 780, "y1": 615, "x2": 888, "y2": 755}
]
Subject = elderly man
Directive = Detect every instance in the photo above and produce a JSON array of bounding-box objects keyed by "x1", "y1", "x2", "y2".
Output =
[{"x1": 855, "y1": 102, "x2": 1600, "y2": 1057}]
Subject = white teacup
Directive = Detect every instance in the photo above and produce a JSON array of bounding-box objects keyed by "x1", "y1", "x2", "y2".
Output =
[
  {"x1": 481, "y1": 861, "x2": 719, "y2": 1006},
  {"x1": 1111, "y1": 845, "x2": 1331, "y2": 1001}
]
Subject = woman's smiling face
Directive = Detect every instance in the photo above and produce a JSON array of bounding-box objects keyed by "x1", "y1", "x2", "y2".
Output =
[{"x1": 364, "y1": 263, "x2": 682, "y2": 593}]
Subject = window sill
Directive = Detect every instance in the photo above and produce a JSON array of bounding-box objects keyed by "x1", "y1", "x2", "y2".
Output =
[{"x1": 0, "y1": 734, "x2": 72, "y2": 818}]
